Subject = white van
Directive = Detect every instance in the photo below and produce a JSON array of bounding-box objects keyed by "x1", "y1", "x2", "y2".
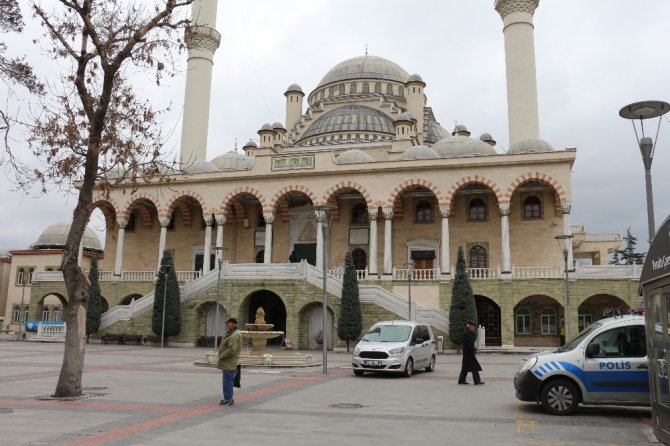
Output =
[
  {"x1": 352, "y1": 320, "x2": 437, "y2": 377},
  {"x1": 514, "y1": 315, "x2": 650, "y2": 415}
]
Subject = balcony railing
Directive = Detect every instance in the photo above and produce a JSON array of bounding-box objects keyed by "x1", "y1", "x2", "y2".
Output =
[
  {"x1": 326, "y1": 267, "x2": 368, "y2": 280},
  {"x1": 393, "y1": 268, "x2": 439, "y2": 280},
  {"x1": 513, "y1": 266, "x2": 562, "y2": 279},
  {"x1": 33, "y1": 270, "x2": 202, "y2": 283}
]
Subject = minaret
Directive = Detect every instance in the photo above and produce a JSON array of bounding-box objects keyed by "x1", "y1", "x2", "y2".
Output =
[
  {"x1": 405, "y1": 74, "x2": 426, "y2": 144},
  {"x1": 495, "y1": 0, "x2": 540, "y2": 147},
  {"x1": 179, "y1": 0, "x2": 220, "y2": 166},
  {"x1": 284, "y1": 84, "x2": 304, "y2": 133}
]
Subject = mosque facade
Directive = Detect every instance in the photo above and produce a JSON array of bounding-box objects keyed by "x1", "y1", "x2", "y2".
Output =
[{"x1": 3, "y1": 0, "x2": 641, "y2": 348}]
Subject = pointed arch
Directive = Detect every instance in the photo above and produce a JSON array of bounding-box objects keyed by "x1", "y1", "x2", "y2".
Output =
[
  {"x1": 121, "y1": 193, "x2": 159, "y2": 225},
  {"x1": 445, "y1": 175, "x2": 503, "y2": 208},
  {"x1": 504, "y1": 172, "x2": 567, "y2": 206},
  {"x1": 161, "y1": 190, "x2": 208, "y2": 220},
  {"x1": 386, "y1": 179, "x2": 446, "y2": 209},
  {"x1": 219, "y1": 187, "x2": 267, "y2": 215},
  {"x1": 322, "y1": 181, "x2": 373, "y2": 209},
  {"x1": 268, "y1": 185, "x2": 318, "y2": 213}
]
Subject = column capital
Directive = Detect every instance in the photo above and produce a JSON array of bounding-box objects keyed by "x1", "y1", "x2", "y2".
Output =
[
  {"x1": 560, "y1": 203, "x2": 572, "y2": 214},
  {"x1": 117, "y1": 218, "x2": 128, "y2": 229},
  {"x1": 314, "y1": 210, "x2": 326, "y2": 223},
  {"x1": 439, "y1": 206, "x2": 451, "y2": 218},
  {"x1": 159, "y1": 217, "x2": 171, "y2": 228},
  {"x1": 499, "y1": 204, "x2": 511, "y2": 217},
  {"x1": 382, "y1": 208, "x2": 393, "y2": 220},
  {"x1": 215, "y1": 214, "x2": 227, "y2": 226},
  {"x1": 494, "y1": 0, "x2": 538, "y2": 19},
  {"x1": 203, "y1": 214, "x2": 214, "y2": 226},
  {"x1": 263, "y1": 212, "x2": 275, "y2": 225},
  {"x1": 368, "y1": 208, "x2": 379, "y2": 221}
]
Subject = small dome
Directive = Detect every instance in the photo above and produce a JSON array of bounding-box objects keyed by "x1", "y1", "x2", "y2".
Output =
[
  {"x1": 211, "y1": 151, "x2": 256, "y2": 171},
  {"x1": 479, "y1": 133, "x2": 496, "y2": 146},
  {"x1": 406, "y1": 73, "x2": 425, "y2": 84},
  {"x1": 317, "y1": 55, "x2": 410, "y2": 88},
  {"x1": 400, "y1": 145, "x2": 439, "y2": 161},
  {"x1": 395, "y1": 112, "x2": 415, "y2": 122},
  {"x1": 285, "y1": 83, "x2": 304, "y2": 94},
  {"x1": 454, "y1": 139, "x2": 497, "y2": 157},
  {"x1": 336, "y1": 149, "x2": 375, "y2": 164},
  {"x1": 186, "y1": 160, "x2": 220, "y2": 174},
  {"x1": 452, "y1": 124, "x2": 471, "y2": 136},
  {"x1": 432, "y1": 135, "x2": 472, "y2": 157},
  {"x1": 243, "y1": 139, "x2": 257, "y2": 148},
  {"x1": 272, "y1": 122, "x2": 286, "y2": 131},
  {"x1": 508, "y1": 138, "x2": 555, "y2": 154},
  {"x1": 259, "y1": 123, "x2": 274, "y2": 132},
  {"x1": 33, "y1": 222, "x2": 103, "y2": 253}
]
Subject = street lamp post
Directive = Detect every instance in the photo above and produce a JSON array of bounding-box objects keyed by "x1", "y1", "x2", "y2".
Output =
[
  {"x1": 619, "y1": 100, "x2": 669, "y2": 245},
  {"x1": 213, "y1": 246, "x2": 224, "y2": 350},
  {"x1": 160, "y1": 265, "x2": 170, "y2": 348},
  {"x1": 314, "y1": 203, "x2": 337, "y2": 375},
  {"x1": 404, "y1": 262, "x2": 413, "y2": 320},
  {"x1": 555, "y1": 234, "x2": 574, "y2": 340},
  {"x1": 17, "y1": 279, "x2": 27, "y2": 341}
]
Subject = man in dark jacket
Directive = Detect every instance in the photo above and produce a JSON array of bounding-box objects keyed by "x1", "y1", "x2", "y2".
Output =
[
  {"x1": 458, "y1": 321, "x2": 484, "y2": 385},
  {"x1": 217, "y1": 317, "x2": 242, "y2": 405}
]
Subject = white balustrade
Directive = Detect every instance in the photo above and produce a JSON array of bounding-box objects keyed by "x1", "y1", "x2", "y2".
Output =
[
  {"x1": 327, "y1": 268, "x2": 368, "y2": 280},
  {"x1": 393, "y1": 268, "x2": 439, "y2": 280},
  {"x1": 467, "y1": 267, "x2": 498, "y2": 280},
  {"x1": 513, "y1": 266, "x2": 562, "y2": 279}
]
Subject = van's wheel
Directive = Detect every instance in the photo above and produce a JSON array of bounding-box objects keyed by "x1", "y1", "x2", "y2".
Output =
[
  {"x1": 353, "y1": 369, "x2": 364, "y2": 376},
  {"x1": 541, "y1": 379, "x2": 579, "y2": 415},
  {"x1": 425, "y1": 355, "x2": 436, "y2": 372},
  {"x1": 403, "y1": 358, "x2": 414, "y2": 377}
]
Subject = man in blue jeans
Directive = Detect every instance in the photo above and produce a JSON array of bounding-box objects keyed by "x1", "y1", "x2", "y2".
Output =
[{"x1": 217, "y1": 317, "x2": 242, "y2": 405}]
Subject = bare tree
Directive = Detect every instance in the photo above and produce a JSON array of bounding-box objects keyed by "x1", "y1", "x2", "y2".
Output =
[{"x1": 8, "y1": 0, "x2": 193, "y2": 397}]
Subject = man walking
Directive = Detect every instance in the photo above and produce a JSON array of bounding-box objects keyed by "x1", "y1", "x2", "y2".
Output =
[
  {"x1": 458, "y1": 321, "x2": 484, "y2": 385},
  {"x1": 217, "y1": 317, "x2": 242, "y2": 405}
]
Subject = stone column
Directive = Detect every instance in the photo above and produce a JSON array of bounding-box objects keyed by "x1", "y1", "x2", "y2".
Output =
[
  {"x1": 439, "y1": 207, "x2": 451, "y2": 276},
  {"x1": 215, "y1": 214, "x2": 226, "y2": 264},
  {"x1": 383, "y1": 208, "x2": 393, "y2": 278},
  {"x1": 114, "y1": 218, "x2": 128, "y2": 276},
  {"x1": 263, "y1": 212, "x2": 274, "y2": 264},
  {"x1": 368, "y1": 209, "x2": 378, "y2": 276},
  {"x1": 157, "y1": 217, "x2": 170, "y2": 271},
  {"x1": 495, "y1": 0, "x2": 540, "y2": 146},
  {"x1": 561, "y1": 203, "x2": 574, "y2": 270},
  {"x1": 315, "y1": 210, "x2": 325, "y2": 271},
  {"x1": 203, "y1": 214, "x2": 213, "y2": 273},
  {"x1": 500, "y1": 204, "x2": 511, "y2": 274},
  {"x1": 179, "y1": 0, "x2": 221, "y2": 165}
]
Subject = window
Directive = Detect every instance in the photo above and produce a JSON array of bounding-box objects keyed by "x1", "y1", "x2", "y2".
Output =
[
  {"x1": 339, "y1": 83, "x2": 345, "y2": 95},
  {"x1": 578, "y1": 306, "x2": 592, "y2": 332},
  {"x1": 541, "y1": 308, "x2": 557, "y2": 335},
  {"x1": 415, "y1": 200, "x2": 433, "y2": 223},
  {"x1": 516, "y1": 308, "x2": 531, "y2": 334},
  {"x1": 374, "y1": 82, "x2": 381, "y2": 94},
  {"x1": 588, "y1": 326, "x2": 647, "y2": 358},
  {"x1": 352, "y1": 248, "x2": 367, "y2": 270},
  {"x1": 386, "y1": 84, "x2": 393, "y2": 95},
  {"x1": 468, "y1": 198, "x2": 486, "y2": 221},
  {"x1": 28, "y1": 268, "x2": 34, "y2": 284},
  {"x1": 53, "y1": 307, "x2": 61, "y2": 321},
  {"x1": 350, "y1": 82, "x2": 357, "y2": 94},
  {"x1": 362, "y1": 82, "x2": 369, "y2": 94},
  {"x1": 351, "y1": 203, "x2": 368, "y2": 225},
  {"x1": 523, "y1": 196, "x2": 542, "y2": 219},
  {"x1": 16, "y1": 268, "x2": 25, "y2": 285},
  {"x1": 42, "y1": 308, "x2": 50, "y2": 321},
  {"x1": 398, "y1": 86, "x2": 404, "y2": 97},
  {"x1": 12, "y1": 305, "x2": 21, "y2": 323},
  {"x1": 469, "y1": 245, "x2": 487, "y2": 269}
]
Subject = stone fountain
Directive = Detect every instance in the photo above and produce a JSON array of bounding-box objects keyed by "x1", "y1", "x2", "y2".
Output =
[{"x1": 239, "y1": 307, "x2": 283, "y2": 355}]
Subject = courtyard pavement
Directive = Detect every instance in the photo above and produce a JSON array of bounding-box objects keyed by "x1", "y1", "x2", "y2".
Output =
[{"x1": 0, "y1": 341, "x2": 658, "y2": 446}]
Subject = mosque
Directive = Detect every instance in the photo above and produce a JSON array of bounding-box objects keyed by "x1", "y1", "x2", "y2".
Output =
[{"x1": 1, "y1": 0, "x2": 641, "y2": 348}]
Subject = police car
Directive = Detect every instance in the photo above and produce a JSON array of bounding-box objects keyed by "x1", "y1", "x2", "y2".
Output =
[{"x1": 514, "y1": 315, "x2": 650, "y2": 415}]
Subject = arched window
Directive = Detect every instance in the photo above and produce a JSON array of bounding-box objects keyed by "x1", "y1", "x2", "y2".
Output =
[
  {"x1": 398, "y1": 86, "x2": 404, "y2": 97},
  {"x1": 362, "y1": 82, "x2": 369, "y2": 94},
  {"x1": 338, "y1": 83, "x2": 345, "y2": 95},
  {"x1": 16, "y1": 268, "x2": 25, "y2": 285},
  {"x1": 523, "y1": 196, "x2": 542, "y2": 219},
  {"x1": 374, "y1": 82, "x2": 381, "y2": 93},
  {"x1": 541, "y1": 308, "x2": 557, "y2": 335},
  {"x1": 350, "y1": 82, "x2": 357, "y2": 94},
  {"x1": 255, "y1": 250, "x2": 264, "y2": 263},
  {"x1": 328, "y1": 87, "x2": 335, "y2": 97},
  {"x1": 12, "y1": 305, "x2": 21, "y2": 323},
  {"x1": 352, "y1": 248, "x2": 367, "y2": 270},
  {"x1": 351, "y1": 203, "x2": 368, "y2": 225},
  {"x1": 386, "y1": 84, "x2": 393, "y2": 95},
  {"x1": 468, "y1": 198, "x2": 486, "y2": 221},
  {"x1": 578, "y1": 306, "x2": 592, "y2": 332},
  {"x1": 469, "y1": 245, "x2": 487, "y2": 269},
  {"x1": 516, "y1": 307, "x2": 531, "y2": 334},
  {"x1": 415, "y1": 200, "x2": 433, "y2": 223}
]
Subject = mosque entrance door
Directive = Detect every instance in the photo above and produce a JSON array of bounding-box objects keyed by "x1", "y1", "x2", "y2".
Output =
[
  {"x1": 293, "y1": 243, "x2": 316, "y2": 266},
  {"x1": 475, "y1": 295, "x2": 501, "y2": 346}
]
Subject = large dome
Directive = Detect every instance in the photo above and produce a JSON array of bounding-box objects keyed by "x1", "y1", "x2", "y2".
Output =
[
  {"x1": 316, "y1": 55, "x2": 410, "y2": 88},
  {"x1": 33, "y1": 222, "x2": 103, "y2": 253},
  {"x1": 299, "y1": 105, "x2": 395, "y2": 143}
]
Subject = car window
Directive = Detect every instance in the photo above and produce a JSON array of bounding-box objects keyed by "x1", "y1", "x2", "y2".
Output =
[
  {"x1": 587, "y1": 325, "x2": 646, "y2": 358},
  {"x1": 362, "y1": 325, "x2": 412, "y2": 342},
  {"x1": 419, "y1": 326, "x2": 430, "y2": 342}
]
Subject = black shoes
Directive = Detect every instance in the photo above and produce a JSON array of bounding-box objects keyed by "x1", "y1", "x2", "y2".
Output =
[
  {"x1": 458, "y1": 382, "x2": 469, "y2": 385},
  {"x1": 219, "y1": 399, "x2": 234, "y2": 406},
  {"x1": 474, "y1": 382, "x2": 485, "y2": 385}
]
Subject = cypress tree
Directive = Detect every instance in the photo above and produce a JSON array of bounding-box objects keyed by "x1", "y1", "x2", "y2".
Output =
[
  {"x1": 152, "y1": 251, "x2": 181, "y2": 344},
  {"x1": 85, "y1": 256, "x2": 101, "y2": 339},
  {"x1": 337, "y1": 252, "x2": 363, "y2": 352},
  {"x1": 448, "y1": 246, "x2": 477, "y2": 347}
]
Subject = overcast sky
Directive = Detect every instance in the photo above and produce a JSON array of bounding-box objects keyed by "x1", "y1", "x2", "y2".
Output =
[{"x1": 1, "y1": 0, "x2": 669, "y2": 255}]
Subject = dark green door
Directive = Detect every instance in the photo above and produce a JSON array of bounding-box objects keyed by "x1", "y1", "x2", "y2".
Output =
[{"x1": 293, "y1": 243, "x2": 317, "y2": 266}]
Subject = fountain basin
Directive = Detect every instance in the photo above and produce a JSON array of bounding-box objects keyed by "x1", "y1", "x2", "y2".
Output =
[{"x1": 239, "y1": 330, "x2": 283, "y2": 355}]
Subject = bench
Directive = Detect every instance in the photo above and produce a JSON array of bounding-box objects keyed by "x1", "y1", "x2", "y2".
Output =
[
  {"x1": 101, "y1": 333, "x2": 124, "y2": 345},
  {"x1": 123, "y1": 334, "x2": 143, "y2": 345},
  {"x1": 143, "y1": 335, "x2": 162, "y2": 346},
  {"x1": 197, "y1": 336, "x2": 222, "y2": 348}
]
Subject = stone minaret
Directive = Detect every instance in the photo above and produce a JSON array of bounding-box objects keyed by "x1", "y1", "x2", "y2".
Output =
[
  {"x1": 284, "y1": 84, "x2": 304, "y2": 133},
  {"x1": 179, "y1": 0, "x2": 220, "y2": 166},
  {"x1": 405, "y1": 74, "x2": 426, "y2": 144},
  {"x1": 495, "y1": 0, "x2": 540, "y2": 147}
]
